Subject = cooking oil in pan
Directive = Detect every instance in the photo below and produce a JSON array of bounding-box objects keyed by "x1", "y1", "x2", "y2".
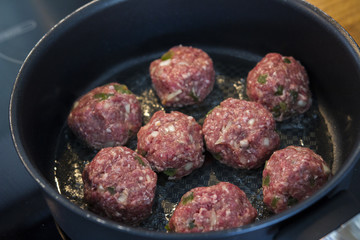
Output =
[{"x1": 53, "y1": 49, "x2": 334, "y2": 231}]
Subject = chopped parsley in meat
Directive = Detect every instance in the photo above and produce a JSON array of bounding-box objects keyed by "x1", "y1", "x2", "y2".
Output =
[
  {"x1": 290, "y1": 90, "x2": 299, "y2": 102},
  {"x1": 114, "y1": 84, "x2": 132, "y2": 94},
  {"x1": 274, "y1": 85, "x2": 284, "y2": 96},
  {"x1": 134, "y1": 155, "x2": 146, "y2": 166},
  {"x1": 150, "y1": 46, "x2": 215, "y2": 107},
  {"x1": 279, "y1": 102, "x2": 287, "y2": 111},
  {"x1": 283, "y1": 57, "x2": 291, "y2": 64},
  {"x1": 161, "y1": 50, "x2": 173, "y2": 61},
  {"x1": 212, "y1": 152, "x2": 222, "y2": 161},
  {"x1": 163, "y1": 168, "x2": 177, "y2": 177},
  {"x1": 246, "y1": 53, "x2": 311, "y2": 121},
  {"x1": 272, "y1": 102, "x2": 287, "y2": 117},
  {"x1": 165, "y1": 224, "x2": 171, "y2": 232},
  {"x1": 271, "y1": 196, "x2": 280, "y2": 208},
  {"x1": 263, "y1": 175, "x2": 270, "y2": 186},
  {"x1": 257, "y1": 74, "x2": 268, "y2": 84},
  {"x1": 182, "y1": 192, "x2": 194, "y2": 205},
  {"x1": 107, "y1": 186, "x2": 116, "y2": 195},
  {"x1": 188, "y1": 220, "x2": 197, "y2": 229},
  {"x1": 94, "y1": 93, "x2": 114, "y2": 100},
  {"x1": 206, "y1": 106, "x2": 219, "y2": 117},
  {"x1": 189, "y1": 90, "x2": 199, "y2": 102},
  {"x1": 137, "y1": 149, "x2": 147, "y2": 157},
  {"x1": 287, "y1": 196, "x2": 298, "y2": 206},
  {"x1": 168, "y1": 182, "x2": 257, "y2": 232}
]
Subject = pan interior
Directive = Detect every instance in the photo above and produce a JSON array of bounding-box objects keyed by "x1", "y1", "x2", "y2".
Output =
[{"x1": 53, "y1": 47, "x2": 334, "y2": 231}]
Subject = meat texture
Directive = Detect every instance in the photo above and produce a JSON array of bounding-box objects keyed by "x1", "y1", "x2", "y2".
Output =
[
  {"x1": 150, "y1": 45, "x2": 215, "y2": 107},
  {"x1": 262, "y1": 146, "x2": 331, "y2": 213},
  {"x1": 168, "y1": 182, "x2": 257, "y2": 233},
  {"x1": 203, "y1": 98, "x2": 280, "y2": 169},
  {"x1": 68, "y1": 82, "x2": 142, "y2": 149},
  {"x1": 137, "y1": 110, "x2": 204, "y2": 179},
  {"x1": 82, "y1": 146, "x2": 157, "y2": 225},
  {"x1": 246, "y1": 53, "x2": 312, "y2": 121}
]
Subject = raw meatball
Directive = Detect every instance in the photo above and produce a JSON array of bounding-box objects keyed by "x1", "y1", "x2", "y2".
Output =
[
  {"x1": 137, "y1": 110, "x2": 204, "y2": 179},
  {"x1": 262, "y1": 146, "x2": 331, "y2": 213},
  {"x1": 246, "y1": 53, "x2": 312, "y2": 121},
  {"x1": 167, "y1": 182, "x2": 257, "y2": 233},
  {"x1": 150, "y1": 45, "x2": 215, "y2": 107},
  {"x1": 203, "y1": 98, "x2": 280, "y2": 169},
  {"x1": 82, "y1": 146, "x2": 157, "y2": 225},
  {"x1": 67, "y1": 82, "x2": 142, "y2": 149}
]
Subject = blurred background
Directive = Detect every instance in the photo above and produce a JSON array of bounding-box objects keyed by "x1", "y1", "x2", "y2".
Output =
[{"x1": 0, "y1": 0, "x2": 359, "y2": 239}]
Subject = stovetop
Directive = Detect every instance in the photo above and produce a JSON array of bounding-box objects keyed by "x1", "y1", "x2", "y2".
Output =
[
  {"x1": 0, "y1": 1, "x2": 89, "y2": 239},
  {"x1": 1, "y1": 1, "x2": 359, "y2": 240}
]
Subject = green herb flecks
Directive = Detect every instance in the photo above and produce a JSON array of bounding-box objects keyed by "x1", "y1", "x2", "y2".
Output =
[
  {"x1": 283, "y1": 58, "x2": 291, "y2": 64},
  {"x1": 137, "y1": 149, "x2": 147, "y2": 157},
  {"x1": 274, "y1": 85, "x2": 284, "y2": 96},
  {"x1": 163, "y1": 168, "x2": 177, "y2": 177},
  {"x1": 279, "y1": 102, "x2": 287, "y2": 111},
  {"x1": 263, "y1": 175, "x2": 270, "y2": 187},
  {"x1": 212, "y1": 152, "x2": 222, "y2": 161},
  {"x1": 107, "y1": 186, "x2": 116, "y2": 195},
  {"x1": 257, "y1": 74, "x2": 268, "y2": 84},
  {"x1": 182, "y1": 192, "x2": 194, "y2": 205},
  {"x1": 287, "y1": 196, "x2": 298, "y2": 206},
  {"x1": 290, "y1": 90, "x2": 298, "y2": 103},
  {"x1": 189, "y1": 90, "x2": 199, "y2": 102},
  {"x1": 114, "y1": 84, "x2": 132, "y2": 94},
  {"x1": 271, "y1": 196, "x2": 280, "y2": 208},
  {"x1": 272, "y1": 105, "x2": 281, "y2": 118},
  {"x1": 134, "y1": 155, "x2": 146, "y2": 167},
  {"x1": 188, "y1": 220, "x2": 197, "y2": 230},
  {"x1": 161, "y1": 50, "x2": 173, "y2": 61},
  {"x1": 206, "y1": 106, "x2": 219, "y2": 117},
  {"x1": 165, "y1": 224, "x2": 171, "y2": 232},
  {"x1": 94, "y1": 93, "x2": 114, "y2": 100},
  {"x1": 272, "y1": 102, "x2": 287, "y2": 118}
]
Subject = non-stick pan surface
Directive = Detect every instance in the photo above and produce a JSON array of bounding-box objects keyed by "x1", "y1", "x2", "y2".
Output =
[
  {"x1": 10, "y1": 0, "x2": 360, "y2": 239},
  {"x1": 53, "y1": 47, "x2": 334, "y2": 231}
]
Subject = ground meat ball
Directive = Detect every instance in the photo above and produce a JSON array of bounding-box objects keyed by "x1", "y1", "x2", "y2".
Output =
[
  {"x1": 168, "y1": 182, "x2": 257, "y2": 233},
  {"x1": 137, "y1": 110, "x2": 204, "y2": 179},
  {"x1": 246, "y1": 53, "x2": 312, "y2": 121},
  {"x1": 262, "y1": 146, "x2": 331, "y2": 213},
  {"x1": 82, "y1": 146, "x2": 157, "y2": 225},
  {"x1": 150, "y1": 45, "x2": 215, "y2": 107},
  {"x1": 203, "y1": 98, "x2": 280, "y2": 169},
  {"x1": 67, "y1": 82, "x2": 142, "y2": 149}
]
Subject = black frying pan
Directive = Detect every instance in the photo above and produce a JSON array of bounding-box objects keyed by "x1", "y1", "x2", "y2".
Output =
[{"x1": 9, "y1": 0, "x2": 360, "y2": 239}]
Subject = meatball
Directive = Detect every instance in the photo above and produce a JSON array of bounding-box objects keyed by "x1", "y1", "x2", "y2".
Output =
[
  {"x1": 67, "y1": 82, "x2": 142, "y2": 149},
  {"x1": 82, "y1": 146, "x2": 157, "y2": 225},
  {"x1": 203, "y1": 98, "x2": 280, "y2": 169},
  {"x1": 150, "y1": 45, "x2": 215, "y2": 107},
  {"x1": 246, "y1": 53, "x2": 312, "y2": 121},
  {"x1": 137, "y1": 110, "x2": 204, "y2": 179},
  {"x1": 262, "y1": 146, "x2": 331, "y2": 213},
  {"x1": 167, "y1": 182, "x2": 257, "y2": 233}
]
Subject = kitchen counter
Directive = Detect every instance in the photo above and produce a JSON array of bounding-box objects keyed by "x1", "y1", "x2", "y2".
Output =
[{"x1": 307, "y1": 0, "x2": 360, "y2": 44}]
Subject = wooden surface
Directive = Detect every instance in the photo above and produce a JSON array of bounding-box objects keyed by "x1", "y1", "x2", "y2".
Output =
[{"x1": 306, "y1": 0, "x2": 360, "y2": 44}]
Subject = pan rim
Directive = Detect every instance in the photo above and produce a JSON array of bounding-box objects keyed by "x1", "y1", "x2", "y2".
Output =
[{"x1": 9, "y1": 0, "x2": 360, "y2": 238}]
